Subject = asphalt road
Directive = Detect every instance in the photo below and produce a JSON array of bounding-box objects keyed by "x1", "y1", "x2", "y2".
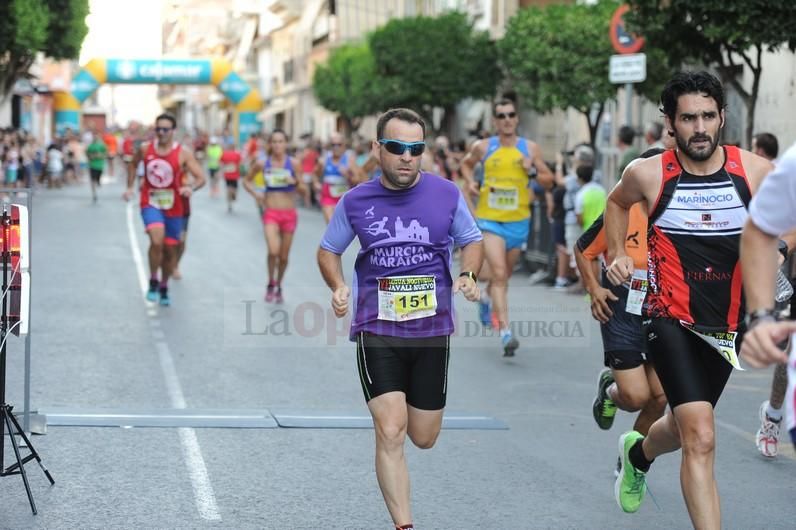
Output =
[{"x1": 0, "y1": 170, "x2": 793, "y2": 529}]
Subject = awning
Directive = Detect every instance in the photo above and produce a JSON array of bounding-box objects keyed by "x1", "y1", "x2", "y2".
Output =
[
  {"x1": 259, "y1": 95, "x2": 297, "y2": 120},
  {"x1": 233, "y1": 17, "x2": 258, "y2": 68}
]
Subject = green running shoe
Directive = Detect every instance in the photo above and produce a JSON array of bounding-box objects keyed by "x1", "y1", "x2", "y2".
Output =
[
  {"x1": 614, "y1": 431, "x2": 647, "y2": 513},
  {"x1": 592, "y1": 368, "x2": 617, "y2": 430}
]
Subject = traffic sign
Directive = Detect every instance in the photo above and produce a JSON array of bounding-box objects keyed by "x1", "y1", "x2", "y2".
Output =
[
  {"x1": 610, "y1": 4, "x2": 645, "y2": 54},
  {"x1": 610, "y1": 53, "x2": 647, "y2": 84}
]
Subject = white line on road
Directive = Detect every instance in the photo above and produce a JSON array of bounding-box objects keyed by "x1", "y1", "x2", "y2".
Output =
[
  {"x1": 155, "y1": 341, "x2": 187, "y2": 409},
  {"x1": 126, "y1": 203, "x2": 221, "y2": 521},
  {"x1": 126, "y1": 203, "x2": 148, "y2": 294}
]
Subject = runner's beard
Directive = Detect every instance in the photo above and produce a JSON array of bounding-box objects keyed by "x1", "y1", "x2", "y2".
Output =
[
  {"x1": 675, "y1": 129, "x2": 720, "y2": 162},
  {"x1": 382, "y1": 165, "x2": 420, "y2": 189}
]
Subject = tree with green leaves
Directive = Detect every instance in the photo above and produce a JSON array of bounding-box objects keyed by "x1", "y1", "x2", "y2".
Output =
[
  {"x1": 0, "y1": 0, "x2": 89, "y2": 100},
  {"x1": 625, "y1": 0, "x2": 796, "y2": 148},
  {"x1": 500, "y1": 0, "x2": 674, "y2": 148},
  {"x1": 312, "y1": 43, "x2": 381, "y2": 135},
  {"x1": 368, "y1": 11, "x2": 501, "y2": 133}
]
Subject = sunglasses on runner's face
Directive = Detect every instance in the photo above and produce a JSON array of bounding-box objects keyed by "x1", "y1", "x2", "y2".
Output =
[
  {"x1": 155, "y1": 127, "x2": 172, "y2": 133},
  {"x1": 378, "y1": 139, "x2": 426, "y2": 157},
  {"x1": 495, "y1": 112, "x2": 517, "y2": 120}
]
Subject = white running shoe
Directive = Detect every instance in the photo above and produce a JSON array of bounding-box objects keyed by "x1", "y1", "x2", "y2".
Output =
[{"x1": 756, "y1": 400, "x2": 781, "y2": 458}]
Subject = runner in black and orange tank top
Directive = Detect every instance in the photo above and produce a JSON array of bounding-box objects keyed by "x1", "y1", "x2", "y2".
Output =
[
  {"x1": 603, "y1": 71, "x2": 774, "y2": 527},
  {"x1": 646, "y1": 145, "x2": 751, "y2": 331}
]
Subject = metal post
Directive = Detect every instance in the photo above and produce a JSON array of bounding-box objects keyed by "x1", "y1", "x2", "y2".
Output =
[
  {"x1": 23, "y1": 190, "x2": 32, "y2": 432},
  {"x1": 0, "y1": 206, "x2": 9, "y2": 470},
  {"x1": 624, "y1": 82, "x2": 633, "y2": 127}
]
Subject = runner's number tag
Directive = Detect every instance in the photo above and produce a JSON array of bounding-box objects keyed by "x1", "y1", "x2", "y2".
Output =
[
  {"x1": 377, "y1": 275, "x2": 437, "y2": 322},
  {"x1": 487, "y1": 186, "x2": 519, "y2": 210},
  {"x1": 329, "y1": 182, "x2": 348, "y2": 198},
  {"x1": 681, "y1": 322, "x2": 744, "y2": 370},
  {"x1": 265, "y1": 168, "x2": 291, "y2": 188},
  {"x1": 625, "y1": 269, "x2": 648, "y2": 316},
  {"x1": 148, "y1": 189, "x2": 175, "y2": 210},
  {"x1": 223, "y1": 163, "x2": 238, "y2": 174}
]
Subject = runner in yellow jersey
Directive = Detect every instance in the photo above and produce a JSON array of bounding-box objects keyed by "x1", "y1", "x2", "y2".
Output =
[{"x1": 461, "y1": 99, "x2": 554, "y2": 356}]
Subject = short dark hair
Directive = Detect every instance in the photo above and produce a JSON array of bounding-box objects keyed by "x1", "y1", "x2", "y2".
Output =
[
  {"x1": 660, "y1": 71, "x2": 725, "y2": 123},
  {"x1": 618, "y1": 125, "x2": 636, "y2": 146},
  {"x1": 493, "y1": 98, "x2": 515, "y2": 116},
  {"x1": 155, "y1": 113, "x2": 177, "y2": 128},
  {"x1": 753, "y1": 132, "x2": 778, "y2": 159},
  {"x1": 576, "y1": 164, "x2": 594, "y2": 183},
  {"x1": 269, "y1": 128, "x2": 289, "y2": 142},
  {"x1": 376, "y1": 108, "x2": 426, "y2": 140}
]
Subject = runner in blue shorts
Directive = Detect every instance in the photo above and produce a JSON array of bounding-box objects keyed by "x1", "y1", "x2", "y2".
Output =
[{"x1": 461, "y1": 99, "x2": 553, "y2": 356}]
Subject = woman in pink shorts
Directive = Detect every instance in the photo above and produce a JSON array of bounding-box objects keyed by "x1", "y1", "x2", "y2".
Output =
[{"x1": 243, "y1": 129, "x2": 303, "y2": 303}]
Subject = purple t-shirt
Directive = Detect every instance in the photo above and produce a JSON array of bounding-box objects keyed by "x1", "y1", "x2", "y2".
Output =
[{"x1": 320, "y1": 172, "x2": 482, "y2": 339}]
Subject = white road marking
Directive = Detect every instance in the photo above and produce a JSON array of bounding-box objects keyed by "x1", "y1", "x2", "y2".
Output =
[{"x1": 126, "y1": 202, "x2": 221, "y2": 520}]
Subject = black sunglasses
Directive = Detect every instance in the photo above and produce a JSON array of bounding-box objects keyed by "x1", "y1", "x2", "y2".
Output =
[
  {"x1": 378, "y1": 139, "x2": 426, "y2": 157},
  {"x1": 155, "y1": 127, "x2": 173, "y2": 133},
  {"x1": 495, "y1": 112, "x2": 517, "y2": 120}
]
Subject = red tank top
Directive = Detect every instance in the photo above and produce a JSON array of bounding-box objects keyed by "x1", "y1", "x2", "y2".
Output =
[
  {"x1": 140, "y1": 142, "x2": 184, "y2": 217},
  {"x1": 646, "y1": 147, "x2": 751, "y2": 332}
]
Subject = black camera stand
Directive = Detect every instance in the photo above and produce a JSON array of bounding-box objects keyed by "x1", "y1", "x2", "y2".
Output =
[{"x1": 0, "y1": 207, "x2": 53, "y2": 514}]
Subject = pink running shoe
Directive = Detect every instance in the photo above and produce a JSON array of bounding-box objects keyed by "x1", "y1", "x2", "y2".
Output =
[{"x1": 265, "y1": 282, "x2": 276, "y2": 303}]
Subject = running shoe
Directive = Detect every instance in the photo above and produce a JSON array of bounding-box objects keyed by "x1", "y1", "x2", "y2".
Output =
[
  {"x1": 478, "y1": 299, "x2": 492, "y2": 328},
  {"x1": 265, "y1": 282, "x2": 276, "y2": 303},
  {"x1": 159, "y1": 287, "x2": 171, "y2": 307},
  {"x1": 593, "y1": 368, "x2": 617, "y2": 430},
  {"x1": 274, "y1": 285, "x2": 284, "y2": 304},
  {"x1": 615, "y1": 431, "x2": 647, "y2": 513},
  {"x1": 756, "y1": 400, "x2": 781, "y2": 458},
  {"x1": 501, "y1": 331, "x2": 519, "y2": 357},
  {"x1": 146, "y1": 279, "x2": 158, "y2": 302}
]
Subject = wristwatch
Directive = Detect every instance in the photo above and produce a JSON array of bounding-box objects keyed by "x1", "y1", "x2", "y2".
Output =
[
  {"x1": 778, "y1": 239, "x2": 789, "y2": 260},
  {"x1": 745, "y1": 308, "x2": 778, "y2": 330},
  {"x1": 459, "y1": 271, "x2": 477, "y2": 283}
]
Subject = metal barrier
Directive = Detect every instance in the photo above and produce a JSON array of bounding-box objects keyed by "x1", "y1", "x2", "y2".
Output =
[{"x1": 524, "y1": 198, "x2": 555, "y2": 273}]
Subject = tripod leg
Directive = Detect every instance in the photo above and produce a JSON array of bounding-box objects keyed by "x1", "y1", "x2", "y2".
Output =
[
  {"x1": 6, "y1": 409, "x2": 54, "y2": 485},
  {"x1": 3, "y1": 410, "x2": 37, "y2": 514}
]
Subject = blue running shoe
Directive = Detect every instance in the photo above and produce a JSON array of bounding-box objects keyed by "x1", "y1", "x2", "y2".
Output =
[
  {"x1": 159, "y1": 287, "x2": 171, "y2": 307},
  {"x1": 146, "y1": 279, "x2": 158, "y2": 302},
  {"x1": 478, "y1": 299, "x2": 492, "y2": 327},
  {"x1": 501, "y1": 331, "x2": 519, "y2": 357}
]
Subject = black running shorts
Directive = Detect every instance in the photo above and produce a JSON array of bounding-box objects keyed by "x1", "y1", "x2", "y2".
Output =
[
  {"x1": 645, "y1": 318, "x2": 736, "y2": 409},
  {"x1": 356, "y1": 332, "x2": 450, "y2": 411},
  {"x1": 89, "y1": 168, "x2": 102, "y2": 183},
  {"x1": 599, "y1": 278, "x2": 646, "y2": 370}
]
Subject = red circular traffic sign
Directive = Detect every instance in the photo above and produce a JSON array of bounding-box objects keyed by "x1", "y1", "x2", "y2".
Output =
[{"x1": 610, "y1": 5, "x2": 645, "y2": 54}]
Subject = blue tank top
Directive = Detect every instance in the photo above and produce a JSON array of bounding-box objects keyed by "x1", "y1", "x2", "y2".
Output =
[
  {"x1": 264, "y1": 156, "x2": 296, "y2": 193},
  {"x1": 323, "y1": 152, "x2": 349, "y2": 184}
]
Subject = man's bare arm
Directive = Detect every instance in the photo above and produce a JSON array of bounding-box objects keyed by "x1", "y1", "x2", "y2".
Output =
[
  {"x1": 182, "y1": 149, "x2": 207, "y2": 191},
  {"x1": 531, "y1": 142, "x2": 554, "y2": 189},
  {"x1": 317, "y1": 248, "x2": 346, "y2": 290},
  {"x1": 459, "y1": 140, "x2": 485, "y2": 196}
]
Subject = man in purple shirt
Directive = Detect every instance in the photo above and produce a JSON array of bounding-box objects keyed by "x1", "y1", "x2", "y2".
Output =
[{"x1": 318, "y1": 108, "x2": 483, "y2": 530}]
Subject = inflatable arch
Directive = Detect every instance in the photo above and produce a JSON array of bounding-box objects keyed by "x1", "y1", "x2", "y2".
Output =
[{"x1": 53, "y1": 58, "x2": 261, "y2": 143}]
